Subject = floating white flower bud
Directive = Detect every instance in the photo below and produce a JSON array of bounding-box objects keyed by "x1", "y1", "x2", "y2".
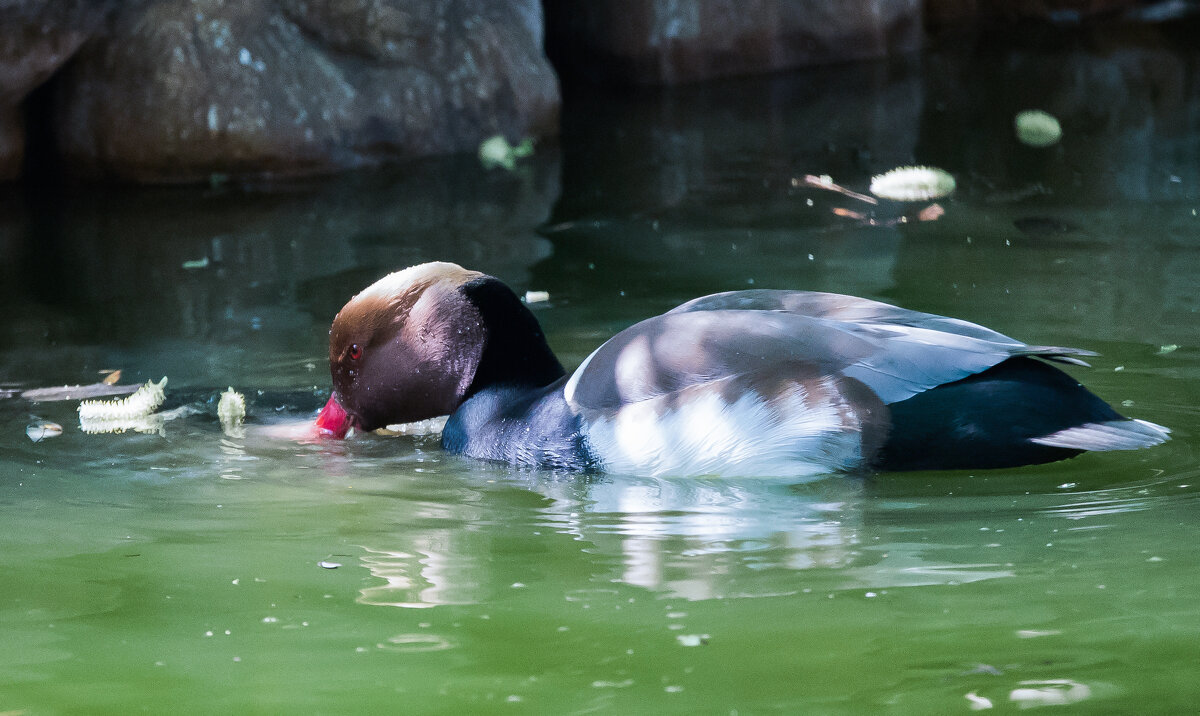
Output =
[
  {"x1": 870, "y1": 166, "x2": 956, "y2": 201},
  {"x1": 78, "y1": 377, "x2": 167, "y2": 423},
  {"x1": 78, "y1": 414, "x2": 166, "y2": 436},
  {"x1": 218, "y1": 388, "x2": 246, "y2": 435}
]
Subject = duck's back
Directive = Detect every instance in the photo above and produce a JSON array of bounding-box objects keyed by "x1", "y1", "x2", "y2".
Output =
[{"x1": 561, "y1": 290, "x2": 1166, "y2": 476}]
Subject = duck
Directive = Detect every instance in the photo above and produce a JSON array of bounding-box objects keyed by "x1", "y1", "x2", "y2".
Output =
[{"x1": 315, "y1": 261, "x2": 1169, "y2": 476}]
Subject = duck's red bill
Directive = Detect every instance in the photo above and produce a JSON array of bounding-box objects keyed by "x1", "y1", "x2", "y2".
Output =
[{"x1": 316, "y1": 394, "x2": 352, "y2": 438}]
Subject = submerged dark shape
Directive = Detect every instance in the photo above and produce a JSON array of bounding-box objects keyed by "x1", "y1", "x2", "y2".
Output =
[
  {"x1": 1013, "y1": 216, "x2": 1082, "y2": 236},
  {"x1": 317, "y1": 262, "x2": 1169, "y2": 477}
]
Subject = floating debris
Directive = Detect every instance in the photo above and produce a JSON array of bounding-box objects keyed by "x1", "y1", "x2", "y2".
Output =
[
  {"x1": 918, "y1": 203, "x2": 946, "y2": 222},
  {"x1": 524, "y1": 290, "x2": 550, "y2": 304},
  {"x1": 218, "y1": 387, "x2": 247, "y2": 436},
  {"x1": 1015, "y1": 109, "x2": 1062, "y2": 148},
  {"x1": 375, "y1": 415, "x2": 449, "y2": 437},
  {"x1": 870, "y1": 166, "x2": 956, "y2": 201},
  {"x1": 799, "y1": 174, "x2": 878, "y2": 204},
  {"x1": 675, "y1": 634, "x2": 710, "y2": 647},
  {"x1": 478, "y1": 135, "x2": 534, "y2": 171},
  {"x1": 181, "y1": 257, "x2": 210, "y2": 270},
  {"x1": 965, "y1": 691, "x2": 993, "y2": 711},
  {"x1": 101, "y1": 370, "x2": 123, "y2": 385},
  {"x1": 318, "y1": 561, "x2": 342, "y2": 569},
  {"x1": 78, "y1": 377, "x2": 167, "y2": 431},
  {"x1": 1158, "y1": 344, "x2": 1180, "y2": 355},
  {"x1": 832, "y1": 207, "x2": 868, "y2": 221},
  {"x1": 26, "y1": 421, "x2": 63, "y2": 442},
  {"x1": 20, "y1": 382, "x2": 140, "y2": 403}
]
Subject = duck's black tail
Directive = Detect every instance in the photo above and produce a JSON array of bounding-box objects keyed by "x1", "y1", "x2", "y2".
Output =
[{"x1": 873, "y1": 357, "x2": 1169, "y2": 472}]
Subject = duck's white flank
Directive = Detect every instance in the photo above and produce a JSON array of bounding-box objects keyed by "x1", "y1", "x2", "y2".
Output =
[{"x1": 580, "y1": 376, "x2": 866, "y2": 478}]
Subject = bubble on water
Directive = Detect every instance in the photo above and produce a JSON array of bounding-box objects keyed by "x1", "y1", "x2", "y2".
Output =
[
  {"x1": 592, "y1": 679, "x2": 634, "y2": 689},
  {"x1": 1009, "y1": 679, "x2": 1091, "y2": 707},
  {"x1": 377, "y1": 634, "x2": 453, "y2": 653},
  {"x1": 1016, "y1": 629, "x2": 1061, "y2": 638},
  {"x1": 965, "y1": 691, "x2": 993, "y2": 710}
]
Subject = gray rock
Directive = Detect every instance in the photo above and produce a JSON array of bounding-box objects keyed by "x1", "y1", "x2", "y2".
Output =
[
  {"x1": 52, "y1": 0, "x2": 559, "y2": 182},
  {"x1": 0, "y1": 1, "x2": 108, "y2": 179}
]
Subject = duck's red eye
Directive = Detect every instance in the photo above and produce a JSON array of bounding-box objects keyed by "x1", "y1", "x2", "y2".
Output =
[{"x1": 348, "y1": 344, "x2": 362, "y2": 361}]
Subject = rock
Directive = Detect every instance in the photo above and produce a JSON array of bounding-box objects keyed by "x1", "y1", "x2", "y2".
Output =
[
  {"x1": 0, "y1": 1, "x2": 108, "y2": 180},
  {"x1": 0, "y1": 112, "x2": 21, "y2": 180},
  {"x1": 545, "y1": 0, "x2": 923, "y2": 85},
  {"x1": 927, "y1": 0, "x2": 1152, "y2": 28},
  {"x1": 51, "y1": 0, "x2": 559, "y2": 183}
]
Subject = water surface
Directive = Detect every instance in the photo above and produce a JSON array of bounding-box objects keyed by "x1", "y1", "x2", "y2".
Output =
[{"x1": 2, "y1": 30, "x2": 1200, "y2": 714}]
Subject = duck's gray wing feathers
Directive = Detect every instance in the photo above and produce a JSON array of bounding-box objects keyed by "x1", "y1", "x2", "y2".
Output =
[
  {"x1": 564, "y1": 305, "x2": 1085, "y2": 411},
  {"x1": 670, "y1": 290, "x2": 1095, "y2": 367}
]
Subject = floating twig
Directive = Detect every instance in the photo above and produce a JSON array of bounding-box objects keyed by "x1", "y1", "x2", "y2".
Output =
[{"x1": 798, "y1": 174, "x2": 879, "y2": 205}]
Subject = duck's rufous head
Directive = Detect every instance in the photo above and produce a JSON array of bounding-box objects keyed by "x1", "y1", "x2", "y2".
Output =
[
  {"x1": 316, "y1": 261, "x2": 566, "y2": 437},
  {"x1": 317, "y1": 262, "x2": 489, "y2": 436}
]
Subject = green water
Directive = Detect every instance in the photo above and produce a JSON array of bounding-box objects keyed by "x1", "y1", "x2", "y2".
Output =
[{"x1": 3, "y1": 32, "x2": 1200, "y2": 714}]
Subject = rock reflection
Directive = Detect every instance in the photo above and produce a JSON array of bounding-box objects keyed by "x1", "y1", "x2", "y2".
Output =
[{"x1": 0, "y1": 155, "x2": 560, "y2": 352}]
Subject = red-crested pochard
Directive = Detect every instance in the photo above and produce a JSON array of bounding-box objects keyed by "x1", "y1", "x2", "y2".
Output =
[{"x1": 316, "y1": 262, "x2": 1169, "y2": 476}]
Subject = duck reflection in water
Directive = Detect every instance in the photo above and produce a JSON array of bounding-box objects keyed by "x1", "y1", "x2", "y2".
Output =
[{"x1": 349, "y1": 469, "x2": 1013, "y2": 606}]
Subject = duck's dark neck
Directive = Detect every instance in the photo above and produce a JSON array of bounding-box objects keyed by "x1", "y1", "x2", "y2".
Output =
[
  {"x1": 459, "y1": 276, "x2": 566, "y2": 396},
  {"x1": 442, "y1": 378, "x2": 599, "y2": 471}
]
